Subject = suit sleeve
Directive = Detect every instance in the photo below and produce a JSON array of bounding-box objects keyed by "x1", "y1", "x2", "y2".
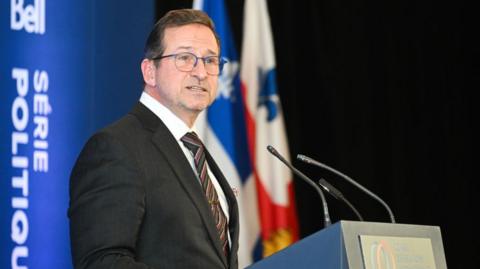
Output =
[{"x1": 68, "y1": 132, "x2": 150, "y2": 269}]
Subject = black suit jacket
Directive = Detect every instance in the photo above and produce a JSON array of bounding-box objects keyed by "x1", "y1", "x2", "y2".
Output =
[{"x1": 68, "y1": 102, "x2": 239, "y2": 269}]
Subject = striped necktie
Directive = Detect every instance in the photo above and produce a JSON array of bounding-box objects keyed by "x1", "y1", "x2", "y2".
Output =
[{"x1": 181, "y1": 132, "x2": 229, "y2": 258}]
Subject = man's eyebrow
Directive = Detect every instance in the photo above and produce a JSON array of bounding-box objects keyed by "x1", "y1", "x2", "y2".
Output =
[
  {"x1": 173, "y1": 46, "x2": 219, "y2": 56},
  {"x1": 175, "y1": 46, "x2": 193, "y2": 51}
]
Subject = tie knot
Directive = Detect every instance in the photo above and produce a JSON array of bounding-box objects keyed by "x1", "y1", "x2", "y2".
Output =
[{"x1": 181, "y1": 132, "x2": 204, "y2": 155}]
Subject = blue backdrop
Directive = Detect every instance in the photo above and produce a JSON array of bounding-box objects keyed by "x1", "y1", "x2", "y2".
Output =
[{"x1": 1, "y1": 1, "x2": 154, "y2": 268}]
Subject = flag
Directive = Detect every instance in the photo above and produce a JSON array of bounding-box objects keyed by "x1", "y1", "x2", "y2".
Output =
[
  {"x1": 193, "y1": 0, "x2": 299, "y2": 266},
  {"x1": 193, "y1": 0, "x2": 259, "y2": 267},
  {"x1": 240, "y1": 0, "x2": 299, "y2": 259}
]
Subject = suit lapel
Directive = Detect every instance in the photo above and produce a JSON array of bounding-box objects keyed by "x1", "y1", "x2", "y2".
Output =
[{"x1": 129, "y1": 102, "x2": 230, "y2": 267}]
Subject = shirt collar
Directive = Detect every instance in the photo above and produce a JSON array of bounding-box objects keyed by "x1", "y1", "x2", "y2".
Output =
[{"x1": 139, "y1": 91, "x2": 195, "y2": 140}]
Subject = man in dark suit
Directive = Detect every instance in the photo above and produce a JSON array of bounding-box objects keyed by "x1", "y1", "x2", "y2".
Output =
[{"x1": 68, "y1": 9, "x2": 239, "y2": 269}]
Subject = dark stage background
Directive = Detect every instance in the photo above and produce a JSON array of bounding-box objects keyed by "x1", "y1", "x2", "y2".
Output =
[{"x1": 158, "y1": 1, "x2": 474, "y2": 268}]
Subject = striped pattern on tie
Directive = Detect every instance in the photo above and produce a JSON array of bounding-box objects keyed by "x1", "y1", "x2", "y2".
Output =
[{"x1": 181, "y1": 132, "x2": 229, "y2": 258}]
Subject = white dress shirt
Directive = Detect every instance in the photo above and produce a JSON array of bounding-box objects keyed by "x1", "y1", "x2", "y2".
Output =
[{"x1": 139, "y1": 92, "x2": 231, "y2": 244}]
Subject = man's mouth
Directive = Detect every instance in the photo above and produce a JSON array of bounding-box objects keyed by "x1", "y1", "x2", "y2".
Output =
[{"x1": 186, "y1": 85, "x2": 207, "y2": 92}]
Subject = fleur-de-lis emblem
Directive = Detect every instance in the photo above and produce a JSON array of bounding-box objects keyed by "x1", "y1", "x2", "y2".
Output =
[{"x1": 217, "y1": 60, "x2": 239, "y2": 100}]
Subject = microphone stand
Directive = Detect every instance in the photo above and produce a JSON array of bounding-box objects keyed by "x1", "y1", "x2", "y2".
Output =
[
  {"x1": 317, "y1": 178, "x2": 364, "y2": 221},
  {"x1": 298, "y1": 154, "x2": 395, "y2": 223},
  {"x1": 267, "y1": 146, "x2": 331, "y2": 227}
]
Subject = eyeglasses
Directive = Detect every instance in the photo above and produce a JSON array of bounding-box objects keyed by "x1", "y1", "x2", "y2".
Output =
[{"x1": 152, "y1": 52, "x2": 227, "y2": 76}]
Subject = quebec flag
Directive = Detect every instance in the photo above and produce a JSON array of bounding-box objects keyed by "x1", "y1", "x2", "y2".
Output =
[{"x1": 194, "y1": 0, "x2": 298, "y2": 267}]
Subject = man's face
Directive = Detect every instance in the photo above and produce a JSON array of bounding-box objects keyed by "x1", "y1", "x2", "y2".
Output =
[{"x1": 148, "y1": 24, "x2": 219, "y2": 123}]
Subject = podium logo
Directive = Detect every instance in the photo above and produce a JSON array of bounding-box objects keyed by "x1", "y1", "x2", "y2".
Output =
[
  {"x1": 369, "y1": 240, "x2": 397, "y2": 269},
  {"x1": 11, "y1": 0, "x2": 46, "y2": 34}
]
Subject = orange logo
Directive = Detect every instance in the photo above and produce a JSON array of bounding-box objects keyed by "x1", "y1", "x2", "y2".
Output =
[{"x1": 369, "y1": 240, "x2": 397, "y2": 269}]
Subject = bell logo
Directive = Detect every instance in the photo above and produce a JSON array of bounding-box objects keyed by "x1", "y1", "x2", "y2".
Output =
[{"x1": 11, "y1": 0, "x2": 46, "y2": 34}]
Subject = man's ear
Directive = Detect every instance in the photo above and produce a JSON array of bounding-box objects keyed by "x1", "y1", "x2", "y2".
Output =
[{"x1": 141, "y1": 59, "x2": 156, "y2": 87}]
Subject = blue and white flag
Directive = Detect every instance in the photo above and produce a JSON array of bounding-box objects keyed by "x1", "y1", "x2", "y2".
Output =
[{"x1": 193, "y1": 0, "x2": 259, "y2": 267}]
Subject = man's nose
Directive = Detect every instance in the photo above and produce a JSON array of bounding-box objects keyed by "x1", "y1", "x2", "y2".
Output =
[{"x1": 190, "y1": 59, "x2": 208, "y2": 79}]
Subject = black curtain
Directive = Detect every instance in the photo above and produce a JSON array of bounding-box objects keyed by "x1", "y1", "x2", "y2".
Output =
[{"x1": 156, "y1": 1, "x2": 474, "y2": 267}]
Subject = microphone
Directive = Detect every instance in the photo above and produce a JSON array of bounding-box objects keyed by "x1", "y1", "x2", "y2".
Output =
[
  {"x1": 317, "y1": 178, "x2": 364, "y2": 221},
  {"x1": 266, "y1": 145, "x2": 331, "y2": 227},
  {"x1": 297, "y1": 154, "x2": 395, "y2": 223}
]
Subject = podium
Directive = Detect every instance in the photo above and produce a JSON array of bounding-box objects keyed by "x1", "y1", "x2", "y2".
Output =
[{"x1": 247, "y1": 220, "x2": 447, "y2": 269}]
